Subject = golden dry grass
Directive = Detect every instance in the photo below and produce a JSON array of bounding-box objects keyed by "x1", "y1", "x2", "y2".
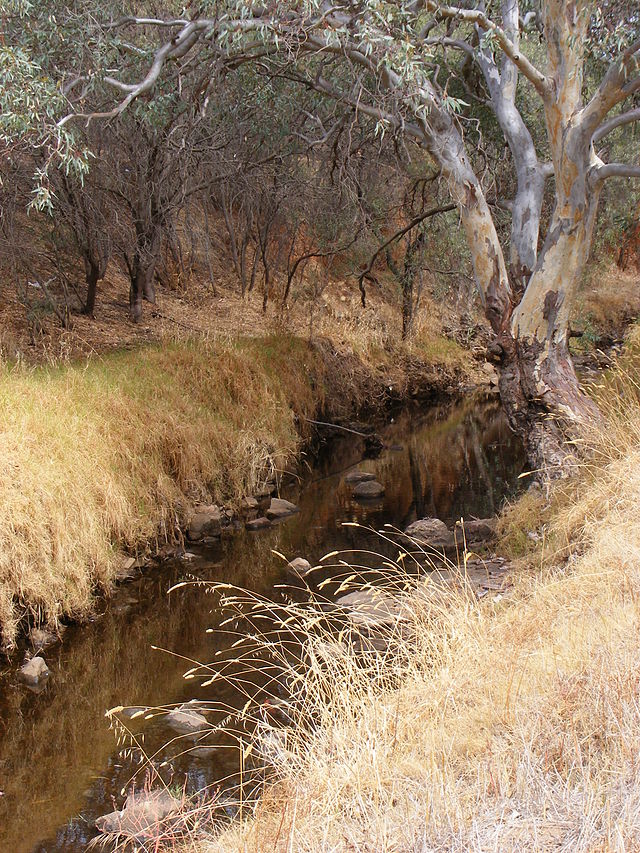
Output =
[
  {"x1": 0, "y1": 334, "x2": 322, "y2": 648},
  {"x1": 0, "y1": 307, "x2": 469, "y2": 650},
  {"x1": 179, "y1": 340, "x2": 640, "y2": 853},
  {"x1": 574, "y1": 263, "x2": 640, "y2": 344}
]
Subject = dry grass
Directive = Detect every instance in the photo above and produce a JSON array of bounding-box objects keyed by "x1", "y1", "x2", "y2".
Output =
[
  {"x1": 574, "y1": 262, "x2": 640, "y2": 345},
  {"x1": 0, "y1": 291, "x2": 470, "y2": 651},
  {"x1": 0, "y1": 334, "x2": 323, "y2": 648},
  {"x1": 164, "y1": 339, "x2": 640, "y2": 852}
]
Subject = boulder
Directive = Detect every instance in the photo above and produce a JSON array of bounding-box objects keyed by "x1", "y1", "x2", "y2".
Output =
[
  {"x1": 164, "y1": 705, "x2": 209, "y2": 735},
  {"x1": 344, "y1": 470, "x2": 376, "y2": 485},
  {"x1": 255, "y1": 484, "x2": 276, "y2": 503},
  {"x1": 241, "y1": 496, "x2": 259, "y2": 514},
  {"x1": 19, "y1": 656, "x2": 50, "y2": 685},
  {"x1": 286, "y1": 557, "x2": 313, "y2": 578},
  {"x1": 95, "y1": 789, "x2": 180, "y2": 837},
  {"x1": 403, "y1": 518, "x2": 454, "y2": 549},
  {"x1": 246, "y1": 516, "x2": 271, "y2": 531},
  {"x1": 187, "y1": 504, "x2": 222, "y2": 541},
  {"x1": 453, "y1": 518, "x2": 496, "y2": 545},
  {"x1": 266, "y1": 498, "x2": 300, "y2": 520},
  {"x1": 352, "y1": 480, "x2": 385, "y2": 500}
]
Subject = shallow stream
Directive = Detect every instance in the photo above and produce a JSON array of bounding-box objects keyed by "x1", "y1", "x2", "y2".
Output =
[{"x1": 0, "y1": 392, "x2": 525, "y2": 852}]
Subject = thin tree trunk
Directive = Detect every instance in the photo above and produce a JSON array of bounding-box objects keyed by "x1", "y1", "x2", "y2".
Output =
[
  {"x1": 128, "y1": 255, "x2": 157, "y2": 322},
  {"x1": 83, "y1": 262, "x2": 100, "y2": 316},
  {"x1": 401, "y1": 231, "x2": 426, "y2": 340}
]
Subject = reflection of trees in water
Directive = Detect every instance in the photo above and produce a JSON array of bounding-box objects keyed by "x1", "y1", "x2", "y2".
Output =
[{"x1": 400, "y1": 398, "x2": 522, "y2": 524}]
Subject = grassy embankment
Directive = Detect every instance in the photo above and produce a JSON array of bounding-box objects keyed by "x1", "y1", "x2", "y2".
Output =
[
  {"x1": 192, "y1": 331, "x2": 640, "y2": 852},
  {"x1": 0, "y1": 329, "x2": 469, "y2": 649}
]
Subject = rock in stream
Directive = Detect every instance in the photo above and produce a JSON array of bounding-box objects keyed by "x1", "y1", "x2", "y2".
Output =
[{"x1": 95, "y1": 789, "x2": 180, "y2": 838}]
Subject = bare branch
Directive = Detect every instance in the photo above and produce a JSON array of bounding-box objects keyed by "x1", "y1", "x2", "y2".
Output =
[
  {"x1": 357, "y1": 203, "x2": 457, "y2": 305},
  {"x1": 593, "y1": 107, "x2": 640, "y2": 143},
  {"x1": 593, "y1": 162, "x2": 640, "y2": 184}
]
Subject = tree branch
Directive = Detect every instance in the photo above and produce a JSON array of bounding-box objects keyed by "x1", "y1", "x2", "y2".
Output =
[
  {"x1": 108, "y1": 16, "x2": 191, "y2": 28},
  {"x1": 59, "y1": 20, "x2": 211, "y2": 126},
  {"x1": 593, "y1": 107, "x2": 640, "y2": 143},
  {"x1": 424, "y1": 36, "x2": 475, "y2": 57},
  {"x1": 356, "y1": 203, "x2": 457, "y2": 306},
  {"x1": 581, "y1": 39, "x2": 640, "y2": 134},
  {"x1": 423, "y1": 1, "x2": 550, "y2": 96},
  {"x1": 593, "y1": 162, "x2": 640, "y2": 184}
]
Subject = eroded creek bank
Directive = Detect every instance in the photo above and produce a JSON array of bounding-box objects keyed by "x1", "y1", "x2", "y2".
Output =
[{"x1": 0, "y1": 391, "x2": 524, "y2": 853}]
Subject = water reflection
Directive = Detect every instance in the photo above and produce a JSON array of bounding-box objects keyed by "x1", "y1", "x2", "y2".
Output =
[{"x1": 0, "y1": 392, "x2": 524, "y2": 852}]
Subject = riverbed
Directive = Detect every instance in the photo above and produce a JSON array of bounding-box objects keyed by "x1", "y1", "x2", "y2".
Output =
[{"x1": 0, "y1": 391, "x2": 524, "y2": 852}]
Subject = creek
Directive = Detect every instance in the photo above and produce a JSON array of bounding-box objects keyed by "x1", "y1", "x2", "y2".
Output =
[{"x1": 0, "y1": 391, "x2": 525, "y2": 852}]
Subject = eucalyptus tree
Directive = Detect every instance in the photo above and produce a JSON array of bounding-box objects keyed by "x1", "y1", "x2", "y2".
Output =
[
  {"x1": 69, "y1": 0, "x2": 639, "y2": 475},
  {"x1": 48, "y1": 143, "x2": 112, "y2": 316}
]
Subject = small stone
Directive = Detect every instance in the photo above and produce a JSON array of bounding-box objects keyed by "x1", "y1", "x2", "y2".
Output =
[
  {"x1": 115, "y1": 556, "x2": 139, "y2": 582},
  {"x1": 157, "y1": 544, "x2": 180, "y2": 561},
  {"x1": 344, "y1": 470, "x2": 376, "y2": 484},
  {"x1": 255, "y1": 483, "x2": 276, "y2": 500},
  {"x1": 19, "y1": 656, "x2": 50, "y2": 685},
  {"x1": 95, "y1": 789, "x2": 180, "y2": 836},
  {"x1": 352, "y1": 480, "x2": 385, "y2": 499},
  {"x1": 404, "y1": 518, "x2": 454, "y2": 549},
  {"x1": 187, "y1": 505, "x2": 221, "y2": 541},
  {"x1": 241, "y1": 496, "x2": 259, "y2": 513},
  {"x1": 266, "y1": 498, "x2": 300, "y2": 520},
  {"x1": 164, "y1": 706, "x2": 209, "y2": 735},
  {"x1": 119, "y1": 706, "x2": 148, "y2": 720},
  {"x1": 286, "y1": 557, "x2": 313, "y2": 578},
  {"x1": 246, "y1": 516, "x2": 271, "y2": 531},
  {"x1": 480, "y1": 362, "x2": 499, "y2": 386}
]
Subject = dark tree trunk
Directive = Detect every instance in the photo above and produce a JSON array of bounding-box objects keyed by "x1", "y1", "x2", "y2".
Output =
[
  {"x1": 129, "y1": 257, "x2": 157, "y2": 323},
  {"x1": 83, "y1": 262, "x2": 100, "y2": 316},
  {"x1": 496, "y1": 331, "x2": 600, "y2": 479},
  {"x1": 401, "y1": 232, "x2": 425, "y2": 340}
]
